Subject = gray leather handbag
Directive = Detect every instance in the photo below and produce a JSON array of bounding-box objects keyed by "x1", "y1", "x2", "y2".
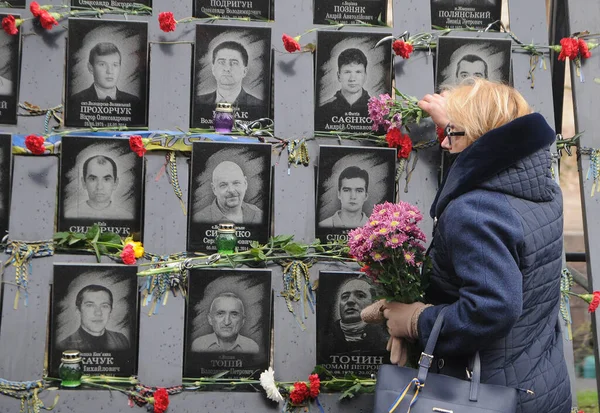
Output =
[{"x1": 373, "y1": 307, "x2": 519, "y2": 413}]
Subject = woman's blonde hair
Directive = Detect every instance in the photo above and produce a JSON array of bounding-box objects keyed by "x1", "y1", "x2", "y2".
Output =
[{"x1": 444, "y1": 78, "x2": 532, "y2": 144}]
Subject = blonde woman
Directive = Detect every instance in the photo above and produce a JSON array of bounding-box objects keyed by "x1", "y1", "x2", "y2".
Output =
[{"x1": 369, "y1": 79, "x2": 571, "y2": 413}]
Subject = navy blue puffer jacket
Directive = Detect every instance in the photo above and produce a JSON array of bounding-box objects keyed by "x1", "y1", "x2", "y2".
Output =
[{"x1": 417, "y1": 113, "x2": 571, "y2": 413}]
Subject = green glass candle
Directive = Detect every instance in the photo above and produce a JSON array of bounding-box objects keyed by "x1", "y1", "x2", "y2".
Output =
[
  {"x1": 216, "y1": 223, "x2": 237, "y2": 255},
  {"x1": 59, "y1": 350, "x2": 83, "y2": 388}
]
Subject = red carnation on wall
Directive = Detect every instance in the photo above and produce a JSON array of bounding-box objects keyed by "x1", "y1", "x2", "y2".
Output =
[
  {"x1": 25, "y1": 135, "x2": 46, "y2": 155},
  {"x1": 158, "y1": 12, "x2": 177, "y2": 33},
  {"x1": 588, "y1": 291, "x2": 600, "y2": 313},
  {"x1": 38, "y1": 10, "x2": 59, "y2": 30},
  {"x1": 30, "y1": 2, "x2": 43, "y2": 17},
  {"x1": 289, "y1": 382, "x2": 310, "y2": 405},
  {"x1": 308, "y1": 374, "x2": 320, "y2": 399},
  {"x1": 152, "y1": 388, "x2": 169, "y2": 413},
  {"x1": 558, "y1": 37, "x2": 579, "y2": 61},
  {"x1": 129, "y1": 135, "x2": 147, "y2": 157},
  {"x1": 578, "y1": 38, "x2": 592, "y2": 59},
  {"x1": 282, "y1": 34, "x2": 301, "y2": 53},
  {"x1": 120, "y1": 244, "x2": 136, "y2": 265},
  {"x1": 392, "y1": 40, "x2": 414, "y2": 59},
  {"x1": 436, "y1": 125, "x2": 445, "y2": 144},
  {"x1": 2, "y1": 15, "x2": 21, "y2": 36},
  {"x1": 385, "y1": 128, "x2": 413, "y2": 159}
]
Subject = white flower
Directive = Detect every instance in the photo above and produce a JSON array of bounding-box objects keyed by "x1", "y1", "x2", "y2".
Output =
[{"x1": 260, "y1": 367, "x2": 284, "y2": 403}]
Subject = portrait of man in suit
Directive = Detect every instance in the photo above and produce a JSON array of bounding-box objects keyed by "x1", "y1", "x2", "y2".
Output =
[
  {"x1": 196, "y1": 41, "x2": 264, "y2": 108},
  {"x1": 70, "y1": 42, "x2": 139, "y2": 105},
  {"x1": 191, "y1": 292, "x2": 259, "y2": 354},
  {"x1": 319, "y1": 166, "x2": 370, "y2": 229},
  {"x1": 58, "y1": 284, "x2": 129, "y2": 352},
  {"x1": 455, "y1": 54, "x2": 488, "y2": 82}
]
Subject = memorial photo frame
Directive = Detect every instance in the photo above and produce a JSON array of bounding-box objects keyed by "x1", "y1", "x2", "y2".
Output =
[{"x1": 0, "y1": 13, "x2": 21, "y2": 125}]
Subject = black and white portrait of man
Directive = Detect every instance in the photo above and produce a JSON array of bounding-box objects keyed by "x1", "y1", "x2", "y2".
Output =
[
  {"x1": 58, "y1": 136, "x2": 144, "y2": 238},
  {"x1": 194, "y1": 0, "x2": 270, "y2": 20},
  {"x1": 316, "y1": 145, "x2": 395, "y2": 243},
  {"x1": 0, "y1": 134, "x2": 12, "y2": 238},
  {"x1": 430, "y1": 0, "x2": 501, "y2": 30},
  {"x1": 49, "y1": 264, "x2": 138, "y2": 377},
  {"x1": 317, "y1": 272, "x2": 389, "y2": 377},
  {"x1": 191, "y1": 25, "x2": 271, "y2": 128},
  {"x1": 184, "y1": 269, "x2": 271, "y2": 380},
  {"x1": 314, "y1": 0, "x2": 388, "y2": 25},
  {"x1": 435, "y1": 36, "x2": 512, "y2": 90},
  {"x1": 65, "y1": 19, "x2": 148, "y2": 128},
  {"x1": 0, "y1": 13, "x2": 21, "y2": 124},
  {"x1": 315, "y1": 31, "x2": 391, "y2": 132},
  {"x1": 71, "y1": 0, "x2": 151, "y2": 8},
  {"x1": 188, "y1": 141, "x2": 271, "y2": 252}
]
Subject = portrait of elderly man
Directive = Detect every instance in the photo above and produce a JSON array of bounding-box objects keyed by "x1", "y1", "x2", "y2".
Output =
[
  {"x1": 58, "y1": 284, "x2": 129, "y2": 351},
  {"x1": 197, "y1": 41, "x2": 264, "y2": 107},
  {"x1": 321, "y1": 48, "x2": 371, "y2": 116},
  {"x1": 319, "y1": 166, "x2": 369, "y2": 228},
  {"x1": 197, "y1": 160, "x2": 263, "y2": 224},
  {"x1": 330, "y1": 278, "x2": 387, "y2": 353},
  {"x1": 191, "y1": 292, "x2": 259, "y2": 354},
  {"x1": 65, "y1": 154, "x2": 130, "y2": 219},
  {"x1": 70, "y1": 42, "x2": 139, "y2": 104}
]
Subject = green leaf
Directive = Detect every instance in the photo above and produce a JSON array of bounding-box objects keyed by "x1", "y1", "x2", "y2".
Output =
[
  {"x1": 67, "y1": 233, "x2": 86, "y2": 245},
  {"x1": 249, "y1": 241, "x2": 260, "y2": 249},
  {"x1": 92, "y1": 244, "x2": 101, "y2": 263},
  {"x1": 340, "y1": 383, "x2": 362, "y2": 400},
  {"x1": 53, "y1": 232, "x2": 69, "y2": 241},
  {"x1": 283, "y1": 242, "x2": 308, "y2": 256},
  {"x1": 86, "y1": 224, "x2": 100, "y2": 240},
  {"x1": 271, "y1": 234, "x2": 294, "y2": 245},
  {"x1": 98, "y1": 232, "x2": 121, "y2": 245}
]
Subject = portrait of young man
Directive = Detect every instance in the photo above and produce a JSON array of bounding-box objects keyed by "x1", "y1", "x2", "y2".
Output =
[
  {"x1": 191, "y1": 25, "x2": 271, "y2": 128},
  {"x1": 58, "y1": 136, "x2": 144, "y2": 238},
  {"x1": 313, "y1": 0, "x2": 388, "y2": 25},
  {"x1": 49, "y1": 264, "x2": 138, "y2": 377},
  {"x1": 315, "y1": 31, "x2": 391, "y2": 132},
  {"x1": 436, "y1": 36, "x2": 512, "y2": 90},
  {"x1": 0, "y1": 13, "x2": 21, "y2": 125},
  {"x1": 317, "y1": 272, "x2": 389, "y2": 377},
  {"x1": 65, "y1": 19, "x2": 148, "y2": 128},
  {"x1": 184, "y1": 269, "x2": 271, "y2": 380},
  {"x1": 316, "y1": 145, "x2": 395, "y2": 243},
  {"x1": 188, "y1": 141, "x2": 271, "y2": 253},
  {"x1": 430, "y1": 0, "x2": 501, "y2": 30}
]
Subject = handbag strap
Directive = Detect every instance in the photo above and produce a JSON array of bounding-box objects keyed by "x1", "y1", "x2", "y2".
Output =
[{"x1": 416, "y1": 306, "x2": 482, "y2": 401}]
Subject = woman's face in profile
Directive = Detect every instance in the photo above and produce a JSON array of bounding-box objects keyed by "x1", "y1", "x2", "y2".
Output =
[{"x1": 441, "y1": 122, "x2": 470, "y2": 154}]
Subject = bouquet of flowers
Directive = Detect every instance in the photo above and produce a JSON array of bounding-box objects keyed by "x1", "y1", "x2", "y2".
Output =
[{"x1": 347, "y1": 201, "x2": 429, "y2": 303}]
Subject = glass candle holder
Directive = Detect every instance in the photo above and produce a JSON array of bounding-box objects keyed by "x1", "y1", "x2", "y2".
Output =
[
  {"x1": 215, "y1": 223, "x2": 237, "y2": 255},
  {"x1": 59, "y1": 350, "x2": 83, "y2": 388},
  {"x1": 214, "y1": 102, "x2": 235, "y2": 133}
]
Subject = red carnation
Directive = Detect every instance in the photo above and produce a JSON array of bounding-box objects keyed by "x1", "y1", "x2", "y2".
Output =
[
  {"x1": 436, "y1": 125, "x2": 445, "y2": 144},
  {"x1": 289, "y1": 382, "x2": 310, "y2": 405},
  {"x1": 129, "y1": 135, "x2": 147, "y2": 157},
  {"x1": 385, "y1": 128, "x2": 413, "y2": 158},
  {"x1": 392, "y1": 40, "x2": 414, "y2": 59},
  {"x1": 158, "y1": 12, "x2": 177, "y2": 33},
  {"x1": 588, "y1": 291, "x2": 600, "y2": 313},
  {"x1": 30, "y1": 2, "x2": 43, "y2": 17},
  {"x1": 282, "y1": 34, "x2": 301, "y2": 53},
  {"x1": 558, "y1": 37, "x2": 578, "y2": 61},
  {"x1": 308, "y1": 374, "x2": 320, "y2": 399},
  {"x1": 578, "y1": 38, "x2": 592, "y2": 59},
  {"x1": 2, "y1": 15, "x2": 20, "y2": 36},
  {"x1": 38, "y1": 10, "x2": 58, "y2": 30},
  {"x1": 120, "y1": 244, "x2": 136, "y2": 265},
  {"x1": 152, "y1": 388, "x2": 169, "y2": 413},
  {"x1": 385, "y1": 127, "x2": 402, "y2": 147},
  {"x1": 397, "y1": 134, "x2": 413, "y2": 159},
  {"x1": 25, "y1": 135, "x2": 46, "y2": 155}
]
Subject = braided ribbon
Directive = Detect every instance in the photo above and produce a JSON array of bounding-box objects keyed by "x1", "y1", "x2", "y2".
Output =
[
  {"x1": 287, "y1": 139, "x2": 310, "y2": 175},
  {"x1": 585, "y1": 148, "x2": 600, "y2": 197},
  {"x1": 0, "y1": 379, "x2": 58, "y2": 413},
  {"x1": 128, "y1": 384, "x2": 183, "y2": 408},
  {"x1": 141, "y1": 254, "x2": 188, "y2": 316},
  {"x1": 559, "y1": 268, "x2": 574, "y2": 341},
  {"x1": 18, "y1": 103, "x2": 64, "y2": 134},
  {"x1": 388, "y1": 378, "x2": 423, "y2": 413},
  {"x1": 280, "y1": 261, "x2": 315, "y2": 331},
  {"x1": 4, "y1": 240, "x2": 54, "y2": 309},
  {"x1": 166, "y1": 152, "x2": 187, "y2": 215}
]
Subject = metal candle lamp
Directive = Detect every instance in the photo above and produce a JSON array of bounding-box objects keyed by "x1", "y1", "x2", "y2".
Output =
[
  {"x1": 59, "y1": 350, "x2": 83, "y2": 388},
  {"x1": 214, "y1": 102, "x2": 235, "y2": 133},
  {"x1": 215, "y1": 223, "x2": 237, "y2": 255}
]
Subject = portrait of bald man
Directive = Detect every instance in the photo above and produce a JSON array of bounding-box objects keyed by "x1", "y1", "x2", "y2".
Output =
[{"x1": 196, "y1": 160, "x2": 263, "y2": 225}]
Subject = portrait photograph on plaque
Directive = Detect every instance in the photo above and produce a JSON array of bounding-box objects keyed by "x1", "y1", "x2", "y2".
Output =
[
  {"x1": 314, "y1": 0, "x2": 388, "y2": 25},
  {"x1": 183, "y1": 268, "x2": 272, "y2": 381},
  {"x1": 48, "y1": 263, "x2": 139, "y2": 377},
  {"x1": 316, "y1": 271, "x2": 389, "y2": 377},
  {"x1": 430, "y1": 0, "x2": 501, "y2": 30},
  {"x1": 194, "y1": 0, "x2": 270, "y2": 21},
  {"x1": 71, "y1": 0, "x2": 151, "y2": 7},
  {"x1": 64, "y1": 18, "x2": 148, "y2": 128},
  {"x1": 315, "y1": 31, "x2": 391, "y2": 132},
  {"x1": 0, "y1": 13, "x2": 21, "y2": 125},
  {"x1": 316, "y1": 145, "x2": 395, "y2": 243},
  {"x1": 0, "y1": 1, "x2": 25, "y2": 7},
  {"x1": 190, "y1": 24, "x2": 272, "y2": 129},
  {"x1": 435, "y1": 36, "x2": 512, "y2": 90},
  {"x1": 0, "y1": 134, "x2": 12, "y2": 238},
  {"x1": 57, "y1": 136, "x2": 144, "y2": 238},
  {"x1": 188, "y1": 141, "x2": 271, "y2": 253}
]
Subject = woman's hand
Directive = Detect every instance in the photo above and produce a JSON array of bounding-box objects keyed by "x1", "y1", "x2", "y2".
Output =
[
  {"x1": 383, "y1": 301, "x2": 428, "y2": 340},
  {"x1": 418, "y1": 93, "x2": 449, "y2": 129}
]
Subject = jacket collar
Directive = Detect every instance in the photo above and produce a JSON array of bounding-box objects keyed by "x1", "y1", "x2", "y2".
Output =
[{"x1": 430, "y1": 112, "x2": 556, "y2": 218}]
